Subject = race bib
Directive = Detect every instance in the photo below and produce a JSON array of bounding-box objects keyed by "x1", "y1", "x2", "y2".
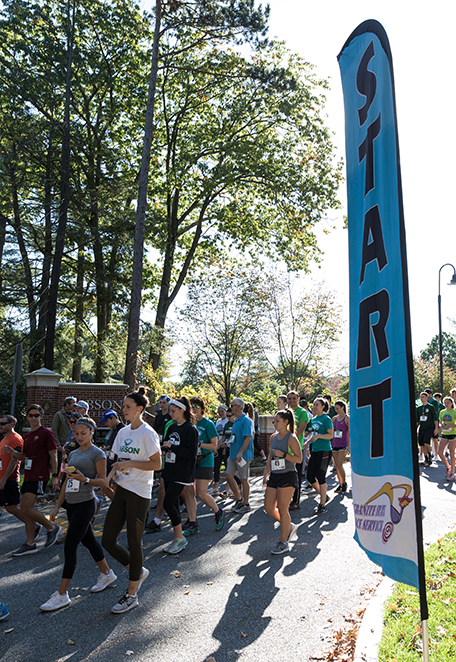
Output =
[
  {"x1": 197, "y1": 446, "x2": 202, "y2": 456},
  {"x1": 334, "y1": 430, "x2": 343, "y2": 438},
  {"x1": 420, "y1": 415, "x2": 427, "y2": 422},
  {"x1": 25, "y1": 458, "x2": 33, "y2": 470},
  {"x1": 227, "y1": 435, "x2": 235, "y2": 445},
  {"x1": 166, "y1": 451, "x2": 176, "y2": 463},
  {"x1": 66, "y1": 478, "x2": 80, "y2": 493},
  {"x1": 272, "y1": 458, "x2": 286, "y2": 470}
]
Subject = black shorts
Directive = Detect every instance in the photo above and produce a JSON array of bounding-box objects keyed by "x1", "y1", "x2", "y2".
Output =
[
  {"x1": 267, "y1": 471, "x2": 298, "y2": 489},
  {"x1": 418, "y1": 427, "x2": 434, "y2": 447},
  {"x1": 20, "y1": 480, "x2": 46, "y2": 496},
  {"x1": 441, "y1": 435, "x2": 456, "y2": 441},
  {"x1": 332, "y1": 446, "x2": 348, "y2": 452},
  {"x1": 0, "y1": 480, "x2": 21, "y2": 507},
  {"x1": 195, "y1": 466, "x2": 213, "y2": 481}
]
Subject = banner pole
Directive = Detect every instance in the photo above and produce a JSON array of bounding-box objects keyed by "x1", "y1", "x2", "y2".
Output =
[{"x1": 421, "y1": 620, "x2": 429, "y2": 662}]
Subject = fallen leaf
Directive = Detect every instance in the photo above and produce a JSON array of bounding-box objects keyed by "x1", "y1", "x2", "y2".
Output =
[
  {"x1": 184, "y1": 591, "x2": 190, "y2": 595},
  {"x1": 75, "y1": 595, "x2": 82, "y2": 600},
  {"x1": 206, "y1": 657, "x2": 216, "y2": 662},
  {"x1": 126, "y1": 652, "x2": 134, "y2": 656},
  {"x1": 206, "y1": 582, "x2": 213, "y2": 585},
  {"x1": 241, "y1": 631, "x2": 248, "y2": 638},
  {"x1": 67, "y1": 639, "x2": 75, "y2": 646},
  {"x1": 4, "y1": 628, "x2": 14, "y2": 634}
]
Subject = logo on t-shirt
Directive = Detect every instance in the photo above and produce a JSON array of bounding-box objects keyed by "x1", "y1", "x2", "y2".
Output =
[
  {"x1": 168, "y1": 432, "x2": 181, "y2": 446},
  {"x1": 119, "y1": 437, "x2": 140, "y2": 455}
]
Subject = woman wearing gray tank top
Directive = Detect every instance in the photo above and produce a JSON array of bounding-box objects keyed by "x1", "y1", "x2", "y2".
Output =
[{"x1": 263, "y1": 409, "x2": 302, "y2": 554}]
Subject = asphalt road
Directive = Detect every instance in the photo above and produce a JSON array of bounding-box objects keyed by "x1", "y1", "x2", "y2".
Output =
[{"x1": 0, "y1": 461, "x2": 454, "y2": 662}]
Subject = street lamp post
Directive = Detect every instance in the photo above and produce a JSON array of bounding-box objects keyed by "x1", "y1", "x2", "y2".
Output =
[{"x1": 438, "y1": 263, "x2": 456, "y2": 394}]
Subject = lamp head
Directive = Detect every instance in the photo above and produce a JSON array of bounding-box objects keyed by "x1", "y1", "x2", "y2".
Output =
[{"x1": 450, "y1": 273, "x2": 456, "y2": 286}]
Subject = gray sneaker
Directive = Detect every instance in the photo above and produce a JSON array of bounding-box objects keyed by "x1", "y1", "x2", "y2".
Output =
[
  {"x1": 12, "y1": 542, "x2": 38, "y2": 556},
  {"x1": 111, "y1": 592, "x2": 139, "y2": 614},
  {"x1": 44, "y1": 525, "x2": 62, "y2": 548},
  {"x1": 271, "y1": 541, "x2": 290, "y2": 555},
  {"x1": 34, "y1": 524, "x2": 43, "y2": 539}
]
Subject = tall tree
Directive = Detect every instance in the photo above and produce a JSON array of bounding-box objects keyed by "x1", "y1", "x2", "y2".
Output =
[
  {"x1": 124, "y1": 0, "x2": 270, "y2": 387},
  {"x1": 144, "y1": 37, "x2": 341, "y2": 372},
  {"x1": 44, "y1": 0, "x2": 76, "y2": 370},
  {"x1": 179, "y1": 263, "x2": 265, "y2": 404}
]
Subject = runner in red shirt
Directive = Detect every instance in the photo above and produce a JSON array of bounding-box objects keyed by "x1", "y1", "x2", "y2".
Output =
[
  {"x1": 3, "y1": 404, "x2": 62, "y2": 556},
  {"x1": 0, "y1": 415, "x2": 24, "y2": 520}
]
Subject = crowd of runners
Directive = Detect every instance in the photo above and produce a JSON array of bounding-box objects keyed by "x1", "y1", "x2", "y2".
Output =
[{"x1": 1, "y1": 382, "x2": 455, "y2": 620}]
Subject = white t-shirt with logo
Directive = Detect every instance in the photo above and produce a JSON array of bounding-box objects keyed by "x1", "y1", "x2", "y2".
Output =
[{"x1": 111, "y1": 422, "x2": 161, "y2": 499}]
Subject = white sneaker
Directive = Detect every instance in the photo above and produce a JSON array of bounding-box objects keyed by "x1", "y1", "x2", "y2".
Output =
[
  {"x1": 40, "y1": 591, "x2": 71, "y2": 611},
  {"x1": 137, "y1": 566, "x2": 149, "y2": 592},
  {"x1": 90, "y1": 569, "x2": 117, "y2": 593}
]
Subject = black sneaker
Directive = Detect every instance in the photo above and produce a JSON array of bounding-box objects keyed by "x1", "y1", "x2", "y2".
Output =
[
  {"x1": 12, "y1": 542, "x2": 37, "y2": 556},
  {"x1": 144, "y1": 521, "x2": 161, "y2": 533},
  {"x1": 44, "y1": 525, "x2": 62, "y2": 548},
  {"x1": 335, "y1": 484, "x2": 343, "y2": 493},
  {"x1": 314, "y1": 503, "x2": 327, "y2": 515}
]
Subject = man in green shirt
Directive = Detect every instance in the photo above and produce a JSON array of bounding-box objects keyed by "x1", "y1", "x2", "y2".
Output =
[
  {"x1": 416, "y1": 392, "x2": 438, "y2": 466},
  {"x1": 287, "y1": 390, "x2": 309, "y2": 509}
]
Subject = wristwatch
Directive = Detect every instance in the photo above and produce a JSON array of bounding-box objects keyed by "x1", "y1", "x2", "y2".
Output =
[
  {"x1": 51, "y1": 473, "x2": 58, "y2": 478},
  {"x1": 85, "y1": 477, "x2": 90, "y2": 484}
]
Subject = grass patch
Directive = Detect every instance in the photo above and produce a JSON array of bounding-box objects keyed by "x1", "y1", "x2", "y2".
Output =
[{"x1": 379, "y1": 530, "x2": 456, "y2": 661}]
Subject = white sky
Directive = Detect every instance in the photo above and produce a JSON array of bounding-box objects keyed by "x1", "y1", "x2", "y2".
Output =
[{"x1": 141, "y1": 0, "x2": 456, "y2": 375}]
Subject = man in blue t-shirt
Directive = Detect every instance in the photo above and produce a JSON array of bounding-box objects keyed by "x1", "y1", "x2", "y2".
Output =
[{"x1": 225, "y1": 398, "x2": 253, "y2": 514}]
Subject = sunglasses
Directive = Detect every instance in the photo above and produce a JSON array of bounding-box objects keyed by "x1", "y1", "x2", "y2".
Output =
[
  {"x1": 191, "y1": 404, "x2": 201, "y2": 409},
  {"x1": 0, "y1": 422, "x2": 7, "y2": 426},
  {"x1": 28, "y1": 413, "x2": 41, "y2": 418}
]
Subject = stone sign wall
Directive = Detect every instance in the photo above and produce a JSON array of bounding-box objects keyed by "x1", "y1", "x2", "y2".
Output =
[{"x1": 25, "y1": 368, "x2": 128, "y2": 428}]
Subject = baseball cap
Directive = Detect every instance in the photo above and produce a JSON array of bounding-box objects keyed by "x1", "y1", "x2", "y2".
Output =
[
  {"x1": 76, "y1": 400, "x2": 89, "y2": 411},
  {"x1": 100, "y1": 409, "x2": 117, "y2": 423}
]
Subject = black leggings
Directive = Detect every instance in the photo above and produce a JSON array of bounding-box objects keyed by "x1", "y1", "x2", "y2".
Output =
[
  {"x1": 102, "y1": 485, "x2": 150, "y2": 582},
  {"x1": 214, "y1": 447, "x2": 228, "y2": 484},
  {"x1": 291, "y1": 461, "x2": 303, "y2": 505},
  {"x1": 163, "y1": 481, "x2": 186, "y2": 527},
  {"x1": 307, "y1": 450, "x2": 332, "y2": 486},
  {"x1": 63, "y1": 499, "x2": 104, "y2": 579}
]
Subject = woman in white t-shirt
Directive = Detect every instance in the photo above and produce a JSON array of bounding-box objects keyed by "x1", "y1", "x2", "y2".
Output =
[{"x1": 102, "y1": 387, "x2": 161, "y2": 615}]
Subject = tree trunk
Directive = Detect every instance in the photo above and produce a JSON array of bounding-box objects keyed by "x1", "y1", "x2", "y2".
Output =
[
  {"x1": 72, "y1": 245, "x2": 84, "y2": 382},
  {"x1": 0, "y1": 214, "x2": 6, "y2": 297},
  {"x1": 44, "y1": 0, "x2": 76, "y2": 369},
  {"x1": 31, "y1": 135, "x2": 54, "y2": 371},
  {"x1": 124, "y1": 0, "x2": 162, "y2": 389}
]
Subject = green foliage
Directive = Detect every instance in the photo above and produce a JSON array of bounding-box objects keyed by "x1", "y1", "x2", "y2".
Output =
[
  {"x1": 420, "y1": 333, "x2": 456, "y2": 372},
  {"x1": 413, "y1": 355, "x2": 456, "y2": 398},
  {"x1": 379, "y1": 531, "x2": 456, "y2": 661}
]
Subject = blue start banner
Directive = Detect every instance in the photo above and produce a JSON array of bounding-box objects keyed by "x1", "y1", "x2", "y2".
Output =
[{"x1": 338, "y1": 21, "x2": 426, "y2": 593}]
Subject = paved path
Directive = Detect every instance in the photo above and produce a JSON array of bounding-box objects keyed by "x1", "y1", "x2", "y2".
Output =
[{"x1": 0, "y1": 462, "x2": 454, "y2": 662}]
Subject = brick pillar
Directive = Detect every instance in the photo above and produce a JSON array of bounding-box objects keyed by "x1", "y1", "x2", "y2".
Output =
[
  {"x1": 25, "y1": 368, "x2": 62, "y2": 428},
  {"x1": 258, "y1": 415, "x2": 275, "y2": 455}
]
